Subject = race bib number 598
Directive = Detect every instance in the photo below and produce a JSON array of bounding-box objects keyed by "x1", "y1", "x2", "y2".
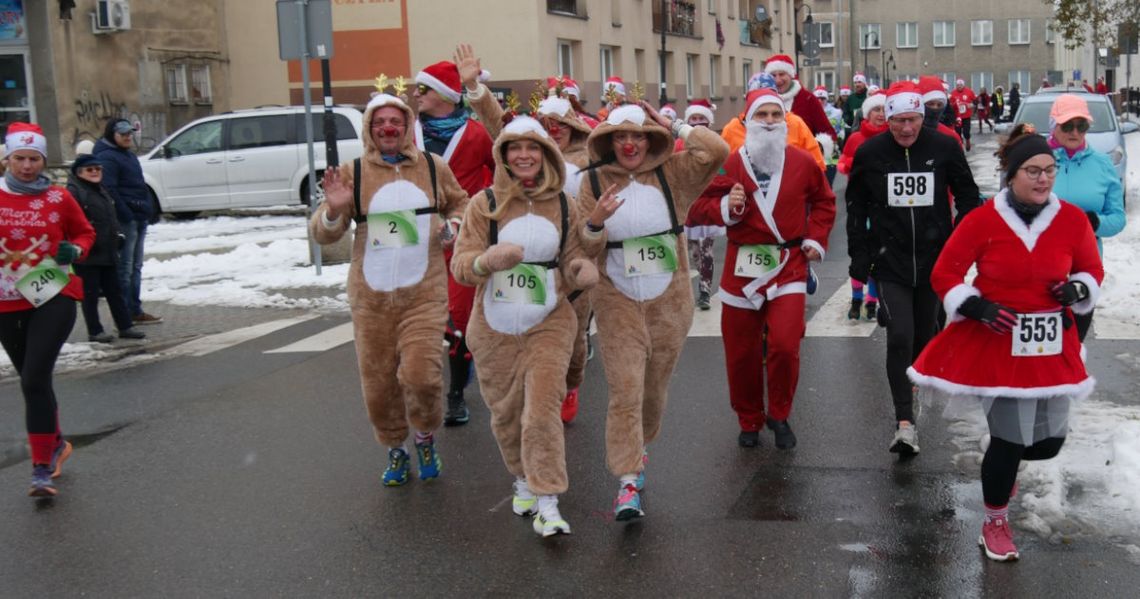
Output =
[{"x1": 887, "y1": 172, "x2": 934, "y2": 207}]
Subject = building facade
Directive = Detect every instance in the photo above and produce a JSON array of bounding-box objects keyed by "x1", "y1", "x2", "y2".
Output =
[{"x1": 2, "y1": 0, "x2": 230, "y2": 163}]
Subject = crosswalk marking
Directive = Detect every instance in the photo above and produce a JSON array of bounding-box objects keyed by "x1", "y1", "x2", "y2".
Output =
[
  {"x1": 805, "y1": 282, "x2": 878, "y2": 338},
  {"x1": 264, "y1": 322, "x2": 355, "y2": 353},
  {"x1": 166, "y1": 314, "x2": 320, "y2": 357}
]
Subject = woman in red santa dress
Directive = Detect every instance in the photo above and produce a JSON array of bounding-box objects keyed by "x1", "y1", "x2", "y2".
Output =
[{"x1": 908, "y1": 130, "x2": 1103, "y2": 563}]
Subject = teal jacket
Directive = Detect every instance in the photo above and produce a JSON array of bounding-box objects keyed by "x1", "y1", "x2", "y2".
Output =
[{"x1": 1052, "y1": 145, "x2": 1125, "y2": 254}]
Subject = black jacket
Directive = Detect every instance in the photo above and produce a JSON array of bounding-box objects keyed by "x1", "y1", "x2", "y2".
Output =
[
  {"x1": 846, "y1": 126, "x2": 981, "y2": 287},
  {"x1": 67, "y1": 175, "x2": 123, "y2": 266}
]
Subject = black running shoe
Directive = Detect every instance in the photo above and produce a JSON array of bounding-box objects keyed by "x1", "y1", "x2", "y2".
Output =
[
  {"x1": 444, "y1": 391, "x2": 469, "y2": 426},
  {"x1": 766, "y1": 418, "x2": 797, "y2": 449},
  {"x1": 738, "y1": 430, "x2": 760, "y2": 448},
  {"x1": 848, "y1": 299, "x2": 863, "y2": 320}
]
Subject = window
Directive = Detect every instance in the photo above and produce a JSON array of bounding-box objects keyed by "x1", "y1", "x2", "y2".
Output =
[
  {"x1": 896, "y1": 22, "x2": 917, "y2": 48},
  {"x1": 165, "y1": 64, "x2": 188, "y2": 104},
  {"x1": 970, "y1": 72, "x2": 993, "y2": 91},
  {"x1": 600, "y1": 46, "x2": 615, "y2": 81},
  {"x1": 814, "y1": 70, "x2": 835, "y2": 91},
  {"x1": 728, "y1": 55, "x2": 736, "y2": 89},
  {"x1": 818, "y1": 22, "x2": 834, "y2": 48},
  {"x1": 1008, "y1": 70, "x2": 1031, "y2": 93},
  {"x1": 190, "y1": 65, "x2": 212, "y2": 104},
  {"x1": 939, "y1": 72, "x2": 956, "y2": 86},
  {"x1": 859, "y1": 24, "x2": 881, "y2": 49},
  {"x1": 295, "y1": 113, "x2": 357, "y2": 143},
  {"x1": 1008, "y1": 19, "x2": 1030, "y2": 45},
  {"x1": 167, "y1": 121, "x2": 222, "y2": 157},
  {"x1": 933, "y1": 21, "x2": 955, "y2": 47},
  {"x1": 971, "y1": 20, "x2": 992, "y2": 46},
  {"x1": 1045, "y1": 19, "x2": 1056, "y2": 44},
  {"x1": 228, "y1": 115, "x2": 290, "y2": 150},
  {"x1": 742, "y1": 59, "x2": 753, "y2": 92},
  {"x1": 635, "y1": 49, "x2": 647, "y2": 83},
  {"x1": 709, "y1": 55, "x2": 720, "y2": 97},
  {"x1": 708, "y1": 0, "x2": 716, "y2": 14},
  {"x1": 547, "y1": 0, "x2": 581, "y2": 17},
  {"x1": 686, "y1": 54, "x2": 698, "y2": 99},
  {"x1": 557, "y1": 40, "x2": 574, "y2": 78}
]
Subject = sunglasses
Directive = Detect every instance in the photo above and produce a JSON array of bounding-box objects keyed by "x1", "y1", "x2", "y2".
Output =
[
  {"x1": 415, "y1": 84, "x2": 431, "y2": 96},
  {"x1": 1059, "y1": 119, "x2": 1089, "y2": 133}
]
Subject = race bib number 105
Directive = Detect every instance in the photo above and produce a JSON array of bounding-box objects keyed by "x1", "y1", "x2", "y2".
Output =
[
  {"x1": 622, "y1": 234, "x2": 678, "y2": 277},
  {"x1": 492, "y1": 264, "x2": 548, "y2": 305},
  {"x1": 367, "y1": 210, "x2": 420, "y2": 248},
  {"x1": 887, "y1": 172, "x2": 934, "y2": 207},
  {"x1": 1012, "y1": 313, "x2": 1062, "y2": 357}
]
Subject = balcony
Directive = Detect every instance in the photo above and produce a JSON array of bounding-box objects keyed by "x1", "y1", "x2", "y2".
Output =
[
  {"x1": 547, "y1": 0, "x2": 586, "y2": 19},
  {"x1": 653, "y1": 0, "x2": 700, "y2": 38}
]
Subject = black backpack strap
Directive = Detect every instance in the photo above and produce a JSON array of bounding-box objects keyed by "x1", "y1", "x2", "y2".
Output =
[
  {"x1": 588, "y1": 168, "x2": 601, "y2": 200},
  {"x1": 424, "y1": 151, "x2": 438, "y2": 205},
  {"x1": 654, "y1": 165, "x2": 682, "y2": 234},
  {"x1": 352, "y1": 158, "x2": 363, "y2": 223},
  {"x1": 485, "y1": 187, "x2": 497, "y2": 245},
  {"x1": 558, "y1": 192, "x2": 569, "y2": 255}
]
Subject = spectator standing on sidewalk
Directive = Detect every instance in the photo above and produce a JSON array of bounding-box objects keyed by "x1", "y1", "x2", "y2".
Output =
[
  {"x1": 95, "y1": 118, "x2": 161, "y2": 325},
  {"x1": 66, "y1": 155, "x2": 145, "y2": 343}
]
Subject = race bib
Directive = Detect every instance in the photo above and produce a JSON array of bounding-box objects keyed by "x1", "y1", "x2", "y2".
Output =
[
  {"x1": 1012, "y1": 313, "x2": 1062, "y2": 357},
  {"x1": 492, "y1": 264, "x2": 548, "y2": 305},
  {"x1": 887, "y1": 172, "x2": 934, "y2": 207},
  {"x1": 734, "y1": 244, "x2": 781, "y2": 278},
  {"x1": 622, "y1": 234, "x2": 678, "y2": 277},
  {"x1": 16, "y1": 258, "x2": 68, "y2": 307},
  {"x1": 958, "y1": 103, "x2": 968, "y2": 115},
  {"x1": 367, "y1": 210, "x2": 420, "y2": 248}
]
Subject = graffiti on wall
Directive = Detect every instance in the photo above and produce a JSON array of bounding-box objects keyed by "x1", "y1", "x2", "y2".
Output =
[{"x1": 71, "y1": 89, "x2": 167, "y2": 153}]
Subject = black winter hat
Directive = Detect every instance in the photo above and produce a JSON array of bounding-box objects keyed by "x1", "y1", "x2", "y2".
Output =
[{"x1": 71, "y1": 154, "x2": 103, "y2": 175}]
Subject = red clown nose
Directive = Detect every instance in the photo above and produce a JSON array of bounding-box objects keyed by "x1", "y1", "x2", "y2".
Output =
[
  {"x1": 621, "y1": 143, "x2": 637, "y2": 157},
  {"x1": 379, "y1": 126, "x2": 400, "y2": 137},
  {"x1": 545, "y1": 123, "x2": 562, "y2": 136}
]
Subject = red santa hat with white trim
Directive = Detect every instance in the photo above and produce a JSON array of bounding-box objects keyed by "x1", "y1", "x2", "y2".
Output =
[
  {"x1": 684, "y1": 99, "x2": 716, "y2": 124},
  {"x1": 885, "y1": 81, "x2": 924, "y2": 119},
  {"x1": 562, "y1": 77, "x2": 581, "y2": 98},
  {"x1": 602, "y1": 76, "x2": 626, "y2": 100},
  {"x1": 5, "y1": 122, "x2": 47, "y2": 157},
  {"x1": 744, "y1": 88, "x2": 784, "y2": 121},
  {"x1": 917, "y1": 75, "x2": 948, "y2": 104},
  {"x1": 862, "y1": 90, "x2": 887, "y2": 114},
  {"x1": 853, "y1": 72, "x2": 868, "y2": 85},
  {"x1": 415, "y1": 61, "x2": 463, "y2": 103},
  {"x1": 839, "y1": 85, "x2": 852, "y2": 97},
  {"x1": 764, "y1": 54, "x2": 796, "y2": 77},
  {"x1": 659, "y1": 104, "x2": 678, "y2": 120},
  {"x1": 813, "y1": 85, "x2": 830, "y2": 99}
]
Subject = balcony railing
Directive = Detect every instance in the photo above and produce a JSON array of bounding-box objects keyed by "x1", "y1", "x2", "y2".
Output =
[{"x1": 652, "y1": 0, "x2": 700, "y2": 37}]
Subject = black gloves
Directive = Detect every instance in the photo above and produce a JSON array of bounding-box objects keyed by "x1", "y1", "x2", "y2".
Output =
[
  {"x1": 1051, "y1": 280, "x2": 1089, "y2": 307},
  {"x1": 1085, "y1": 211, "x2": 1099, "y2": 232},
  {"x1": 958, "y1": 296, "x2": 1018, "y2": 334},
  {"x1": 55, "y1": 241, "x2": 82, "y2": 266}
]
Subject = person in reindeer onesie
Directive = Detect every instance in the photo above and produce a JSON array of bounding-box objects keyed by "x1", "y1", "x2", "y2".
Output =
[
  {"x1": 451, "y1": 116, "x2": 600, "y2": 538},
  {"x1": 576, "y1": 101, "x2": 729, "y2": 521},
  {"x1": 688, "y1": 88, "x2": 836, "y2": 449},
  {"x1": 312, "y1": 92, "x2": 469, "y2": 487},
  {"x1": 456, "y1": 45, "x2": 596, "y2": 425}
]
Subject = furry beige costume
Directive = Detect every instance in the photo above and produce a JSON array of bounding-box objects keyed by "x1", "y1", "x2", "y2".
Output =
[
  {"x1": 451, "y1": 117, "x2": 598, "y2": 502},
  {"x1": 465, "y1": 84, "x2": 595, "y2": 398},
  {"x1": 310, "y1": 94, "x2": 468, "y2": 451},
  {"x1": 576, "y1": 105, "x2": 728, "y2": 483}
]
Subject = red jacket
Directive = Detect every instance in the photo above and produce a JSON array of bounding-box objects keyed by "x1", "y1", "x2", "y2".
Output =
[
  {"x1": 949, "y1": 87, "x2": 976, "y2": 119},
  {"x1": 782, "y1": 81, "x2": 838, "y2": 141},
  {"x1": 837, "y1": 119, "x2": 888, "y2": 174},
  {"x1": 414, "y1": 118, "x2": 494, "y2": 197},
  {"x1": 689, "y1": 146, "x2": 835, "y2": 309}
]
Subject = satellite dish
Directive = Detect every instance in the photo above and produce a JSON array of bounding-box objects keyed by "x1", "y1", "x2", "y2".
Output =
[{"x1": 754, "y1": 6, "x2": 770, "y2": 24}]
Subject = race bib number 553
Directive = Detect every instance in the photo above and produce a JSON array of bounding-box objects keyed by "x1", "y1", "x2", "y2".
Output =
[
  {"x1": 887, "y1": 173, "x2": 934, "y2": 207},
  {"x1": 1012, "y1": 313, "x2": 1062, "y2": 357}
]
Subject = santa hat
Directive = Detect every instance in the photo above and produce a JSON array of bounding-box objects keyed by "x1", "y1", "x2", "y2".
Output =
[
  {"x1": 885, "y1": 81, "x2": 923, "y2": 119},
  {"x1": 659, "y1": 104, "x2": 678, "y2": 120},
  {"x1": 867, "y1": 84, "x2": 880, "y2": 95},
  {"x1": 602, "y1": 76, "x2": 626, "y2": 101},
  {"x1": 502, "y1": 115, "x2": 551, "y2": 140},
  {"x1": 862, "y1": 91, "x2": 887, "y2": 114},
  {"x1": 853, "y1": 72, "x2": 867, "y2": 84},
  {"x1": 562, "y1": 77, "x2": 581, "y2": 98},
  {"x1": 537, "y1": 96, "x2": 574, "y2": 118},
  {"x1": 917, "y1": 75, "x2": 947, "y2": 104},
  {"x1": 955, "y1": 78, "x2": 965, "y2": 87},
  {"x1": 605, "y1": 103, "x2": 647, "y2": 126},
  {"x1": 839, "y1": 85, "x2": 852, "y2": 97},
  {"x1": 415, "y1": 61, "x2": 462, "y2": 103},
  {"x1": 764, "y1": 54, "x2": 796, "y2": 77},
  {"x1": 684, "y1": 99, "x2": 716, "y2": 125},
  {"x1": 5, "y1": 122, "x2": 47, "y2": 157},
  {"x1": 813, "y1": 85, "x2": 829, "y2": 99},
  {"x1": 744, "y1": 89, "x2": 784, "y2": 121}
]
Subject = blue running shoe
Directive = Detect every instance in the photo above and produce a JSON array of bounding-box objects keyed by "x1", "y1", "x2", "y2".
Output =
[
  {"x1": 807, "y1": 266, "x2": 818, "y2": 295},
  {"x1": 28, "y1": 464, "x2": 56, "y2": 498},
  {"x1": 415, "y1": 439, "x2": 442, "y2": 481},
  {"x1": 382, "y1": 448, "x2": 411, "y2": 487},
  {"x1": 634, "y1": 450, "x2": 648, "y2": 491},
  {"x1": 613, "y1": 483, "x2": 644, "y2": 521}
]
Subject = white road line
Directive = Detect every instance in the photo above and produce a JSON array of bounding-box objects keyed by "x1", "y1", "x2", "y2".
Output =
[
  {"x1": 689, "y1": 295, "x2": 723, "y2": 337},
  {"x1": 264, "y1": 322, "x2": 355, "y2": 353},
  {"x1": 165, "y1": 314, "x2": 321, "y2": 357},
  {"x1": 805, "y1": 281, "x2": 878, "y2": 338}
]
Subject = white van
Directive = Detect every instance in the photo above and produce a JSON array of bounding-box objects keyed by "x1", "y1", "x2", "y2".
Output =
[{"x1": 141, "y1": 106, "x2": 364, "y2": 217}]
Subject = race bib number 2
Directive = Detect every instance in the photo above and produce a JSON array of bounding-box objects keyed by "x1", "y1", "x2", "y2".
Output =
[
  {"x1": 492, "y1": 264, "x2": 548, "y2": 305},
  {"x1": 16, "y1": 257, "x2": 68, "y2": 307},
  {"x1": 622, "y1": 234, "x2": 678, "y2": 277},
  {"x1": 367, "y1": 210, "x2": 419, "y2": 248},
  {"x1": 887, "y1": 173, "x2": 934, "y2": 207},
  {"x1": 1012, "y1": 313, "x2": 1062, "y2": 357}
]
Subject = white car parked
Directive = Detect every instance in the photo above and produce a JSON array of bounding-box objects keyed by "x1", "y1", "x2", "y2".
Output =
[{"x1": 142, "y1": 106, "x2": 364, "y2": 218}]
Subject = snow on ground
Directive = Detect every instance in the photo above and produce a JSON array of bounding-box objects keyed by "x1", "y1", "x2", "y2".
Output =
[{"x1": 1095, "y1": 129, "x2": 1140, "y2": 338}]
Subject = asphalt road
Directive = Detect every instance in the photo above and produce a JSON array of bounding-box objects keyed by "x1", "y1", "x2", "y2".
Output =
[{"x1": 2, "y1": 148, "x2": 1139, "y2": 596}]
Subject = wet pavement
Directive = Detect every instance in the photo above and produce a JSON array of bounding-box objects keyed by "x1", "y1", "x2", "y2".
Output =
[{"x1": 2, "y1": 133, "x2": 1139, "y2": 595}]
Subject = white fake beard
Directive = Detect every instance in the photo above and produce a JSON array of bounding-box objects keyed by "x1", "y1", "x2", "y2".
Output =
[{"x1": 745, "y1": 120, "x2": 788, "y2": 176}]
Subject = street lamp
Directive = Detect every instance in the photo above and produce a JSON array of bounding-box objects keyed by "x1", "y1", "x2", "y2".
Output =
[
  {"x1": 881, "y1": 50, "x2": 894, "y2": 86},
  {"x1": 659, "y1": 0, "x2": 668, "y2": 104},
  {"x1": 863, "y1": 31, "x2": 878, "y2": 83},
  {"x1": 794, "y1": 5, "x2": 814, "y2": 73}
]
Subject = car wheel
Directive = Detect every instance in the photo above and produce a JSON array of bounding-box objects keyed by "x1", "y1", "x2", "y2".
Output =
[
  {"x1": 170, "y1": 211, "x2": 200, "y2": 220},
  {"x1": 300, "y1": 170, "x2": 325, "y2": 206}
]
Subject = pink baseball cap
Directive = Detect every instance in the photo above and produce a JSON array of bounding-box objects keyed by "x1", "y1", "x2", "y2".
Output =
[{"x1": 1049, "y1": 94, "x2": 1093, "y2": 126}]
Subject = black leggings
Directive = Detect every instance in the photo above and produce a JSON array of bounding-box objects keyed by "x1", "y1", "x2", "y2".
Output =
[
  {"x1": 1075, "y1": 309, "x2": 1093, "y2": 342},
  {"x1": 982, "y1": 435, "x2": 1066, "y2": 506},
  {"x1": 75, "y1": 263, "x2": 134, "y2": 335},
  {"x1": 877, "y1": 280, "x2": 941, "y2": 423},
  {"x1": 447, "y1": 334, "x2": 472, "y2": 396},
  {"x1": 959, "y1": 117, "x2": 972, "y2": 141},
  {"x1": 0, "y1": 295, "x2": 76, "y2": 434}
]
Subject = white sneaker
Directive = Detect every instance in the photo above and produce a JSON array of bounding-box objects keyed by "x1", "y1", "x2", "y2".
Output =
[
  {"x1": 512, "y1": 479, "x2": 537, "y2": 516},
  {"x1": 890, "y1": 424, "x2": 920, "y2": 455},
  {"x1": 532, "y1": 496, "x2": 571, "y2": 537}
]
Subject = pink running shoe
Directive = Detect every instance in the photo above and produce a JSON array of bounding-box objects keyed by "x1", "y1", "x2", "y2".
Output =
[
  {"x1": 561, "y1": 388, "x2": 580, "y2": 424},
  {"x1": 979, "y1": 517, "x2": 1020, "y2": 562}
]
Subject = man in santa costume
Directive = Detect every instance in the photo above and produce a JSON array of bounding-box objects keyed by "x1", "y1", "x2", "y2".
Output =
[
  {"x1": 414, "y1": 59, "x2": 495, "y2": 426},
  {"x1": 948, "y1": 79, "x2": 977, "y2": 150},
  {"x1": 689, "y1": 88, "x2": 836, "y2": 449},
  {"x1": 764, "y1": 54, "x2": 835, "y2": 141}
]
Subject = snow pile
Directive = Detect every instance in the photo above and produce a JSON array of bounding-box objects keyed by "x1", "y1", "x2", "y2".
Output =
[
  {"x1": 146, "y1": 215, "x2": 306, "y2": 255},
  {"x1": 0, "y1": 341, "x2": 138, "y2": 377},
  {"x1": 1095, "y1": 130, "x2": 1140, "y2": 338}
]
